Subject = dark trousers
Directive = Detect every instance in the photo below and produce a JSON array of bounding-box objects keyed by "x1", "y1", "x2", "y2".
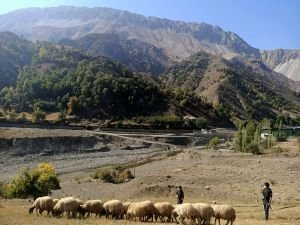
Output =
[
  {"x1": 177, "y1": 198, "x2": 183, "y2": 204},
  {"x1": 263, "y1": 199, "x2": 270, "y2": 220}
]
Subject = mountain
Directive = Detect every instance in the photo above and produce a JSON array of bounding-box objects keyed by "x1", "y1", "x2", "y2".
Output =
[
  {"x1": 261, "y1": 49, "x2": 300, "y2": 81},
  {"x1": 0, "y1": 6, "x2": 299, "y2": 82},
  {"x1": 0, "y1": 6, "x2": 259, "y2": 59},
  {"x1": 0, "y1": 32, "x2": 222, "y2": 122},
  {"x1": 0, "y1": 32, "x2": 34, "y2": 89},
  {"x1": 161, "y1": 52, "x2": 300, "y2": 120},
  {"x1": 59, "y1": 33, "x2": 170, "y2": 76}
]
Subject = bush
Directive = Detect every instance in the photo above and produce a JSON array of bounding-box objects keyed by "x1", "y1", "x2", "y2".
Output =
[
  {"x1": 4, "y1": 162, "x2": 60, "y2": 199},
  {"x1": 207, "y1": 137, "x2": 220, "y2": 149},
  {"x1": 97, "y1": 170, "x2": 114, "y2": 183},
  {"x1": 93, "y1": 169, "x2": 134, "y2": 184},
  {"x1": 195, "y1": 118, "x2": 208, "y2": 129},
  {"x1": 7, "y1": 110, "x2": 18, "y2": 122},
  {"x1": 117, "y1": 170, "x2": 134, "y2": 183},
  {"x1": 245, "y1": 143, "x2": 261, "y2": 155},
  {"x1": 32, "y1": 107, "x2": 46, "y2": 123}
]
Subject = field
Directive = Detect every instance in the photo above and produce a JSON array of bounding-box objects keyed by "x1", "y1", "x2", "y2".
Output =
[{"x1": 0, "y1": 128, "x2": 300, "y2": 225}]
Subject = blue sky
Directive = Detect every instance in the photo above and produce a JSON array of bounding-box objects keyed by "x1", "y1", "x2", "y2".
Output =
[{"x1": 0, "y1": 0, "x2": 299, "y2": 50}]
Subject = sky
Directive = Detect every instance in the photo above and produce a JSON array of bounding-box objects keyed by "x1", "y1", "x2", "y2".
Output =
[{"x1": 0, "y1": 0, "x2": 299, "y2": 50}]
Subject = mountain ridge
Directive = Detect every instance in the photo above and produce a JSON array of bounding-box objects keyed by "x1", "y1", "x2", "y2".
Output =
[{"x1": 0, "y1": 6, "x2": 298, "y2": 81}]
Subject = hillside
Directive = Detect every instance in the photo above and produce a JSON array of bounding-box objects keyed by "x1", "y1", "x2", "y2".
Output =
[
  {"x1": 0, "y1": 6, "x2": 299, "y2": 82},
  {"x1": 0, "y1": 32, "x2": 35, "y2": 89},
  {"x1": 0, "y1": 6, "x2": 259, "y2": 59},
  {"x1": 261, "y1": 49, "x2": 300, "y2": 81},
  {"x1": 161, "y1": 52, "x2": 300, "y2": 120},
  {"x1": 0, "y1": 32, "x2": 222, "y2": 123},
  {"x1": 60, "y1": 33, "x2": 171, "y2": 76}
]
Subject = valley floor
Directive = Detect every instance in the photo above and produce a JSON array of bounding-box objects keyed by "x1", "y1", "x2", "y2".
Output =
[{"x1": 0, "y1": 128, "x2": 299, "y2": 225}]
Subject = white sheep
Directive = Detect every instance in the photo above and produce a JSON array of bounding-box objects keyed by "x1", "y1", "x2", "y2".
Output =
[
  {"x1": 29, "y1": 196, "x2": 56, "y2": 216},
  {"x1": 127, "y1": 200, "x2": 158, "y2": 222},
  {"x1": 52, "y1": 196, "x2": 82, "y2": 218},
  {"x1": 192, "y1": 203, "x2": 214, "y2": 225},
  {"x1": 103, "y1": 199, "x2": 125, "y2": 219},
  {"x1": 80, "y1": 200, "x2": 104, "y2": 217},
  {"x1": 172, "y1": 203, "x2": 199, "y2": 225},
  {"x1": 212, "y1": 204, "x2": 236, "y2": 225},
  {"x1": 123, "y1": 201, "x2": 132, "y2": 219},
  {"x1": 154, "y1": 202, "x2": 175, "y2": 222}
]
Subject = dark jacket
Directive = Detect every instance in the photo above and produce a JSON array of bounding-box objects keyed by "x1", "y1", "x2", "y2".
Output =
[{"x1": 262, "y1": 187, "x2": 272, "y2": 202}]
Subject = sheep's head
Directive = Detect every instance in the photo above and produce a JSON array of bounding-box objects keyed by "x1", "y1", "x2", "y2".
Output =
[
  {"x1": 77, "y1": 205, "x2": 85, "y2": 218},
  {"x1": 29, "y1": 207, "x2": 34, "y2": 214},
  {"x1": 52, "y1": 209, "x2": 62, "y2": 217}
]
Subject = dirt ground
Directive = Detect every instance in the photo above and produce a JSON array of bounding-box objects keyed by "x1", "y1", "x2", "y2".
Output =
[{"x1": 0, "y1": 127, "x2": 299, "y2": 225}]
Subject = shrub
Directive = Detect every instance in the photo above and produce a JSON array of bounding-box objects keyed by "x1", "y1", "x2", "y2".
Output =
[
  {"x1": 195, "y1": 118, "x2": 208, "y2": 129},
  {"x1": 57, "y1": 110, "x2": 66, "y2": 121},
  {"x1": 97, "y1": 170, "x2": 114, "y2": 183},
  {"x1": 245, "y1": 143, "x2": 261, "y2": 155},
  {"x1": 7, "y1": 110, "x2": 18, "y2": 122},
  {"x1": 32, "y1": 107, "x2": 46, "y2": 123},
  {"x1": 4, "y1": 162, "x2": 60, "y2": 199},
  {"x1": 93, "y1": 168, "x2": 134, "y2": 184},
  {"x1": 117, "y1": 170, "x2": 134, "y2": 183},
  {"x1": 207, "y1": 137, "x2": 220, "y2": 149}
]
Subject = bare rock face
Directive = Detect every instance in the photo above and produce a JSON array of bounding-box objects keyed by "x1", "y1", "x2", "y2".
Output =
[
  {"x1": 0, "y1": 6, "x2": 259, "y2": 59},
  {"x1": 260, "y1": 49, "x2": 300, "y2": 81}
]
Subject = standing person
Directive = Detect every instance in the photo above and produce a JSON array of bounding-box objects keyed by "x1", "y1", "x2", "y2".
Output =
[
  {"x1": 262, "y1": 182, "x2": 272, "y2": 220},
  {"x1": 176, "y1": 186, "x2": 184, "y2": 204}
]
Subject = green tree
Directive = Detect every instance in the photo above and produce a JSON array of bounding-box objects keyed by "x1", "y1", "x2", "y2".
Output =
[
  {"x1": 4, "y1": 162, "x2": 60, "y2": 199},
  {"x1": 208, "y1": 137, "x2": 221, "y2": 149},
  {"x1": 32, "y1": 107, "x2": 46, "y2": 123},
  {"x1": 67, "y1": 96, "x2": 80, "y2": 115}
]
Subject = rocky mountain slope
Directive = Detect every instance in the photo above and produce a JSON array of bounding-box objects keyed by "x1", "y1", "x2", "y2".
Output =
[
  {"x1": 0, "y1": 6, "x2": 300, "y2": 80},
  {"x1": 0, "y1": 6, "x2": 298, "y2": 81},
  {"x1": 0, "y1": 6, "x2": 259, "y2": 58},
  {"x1": 0, "y1": 32, "x2": 222, "y2": 122},
  {"x1": 60, "y1": 33, "x2": 170, "y2": 76},
  {"x1": 161, "y1": 52, "x2": 300, "y2": 120},
  {"x1": 261, "y1": 49, "x2": 300, "y2": 81}
]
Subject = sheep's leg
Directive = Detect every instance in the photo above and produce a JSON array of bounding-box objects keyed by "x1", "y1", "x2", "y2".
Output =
[{"x1": 225, "y1": 219, "x2": 230, "y2": 225}]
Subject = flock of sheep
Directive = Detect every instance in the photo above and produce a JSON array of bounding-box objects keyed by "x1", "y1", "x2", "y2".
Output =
[{"x1": 29, "y1": 196, "x2": 236, "y2": 225}]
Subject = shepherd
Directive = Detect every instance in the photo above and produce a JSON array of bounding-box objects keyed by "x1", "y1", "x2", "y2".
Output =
[{"x1": 262, "y1": 182, "x2": 272, "y2": 220}]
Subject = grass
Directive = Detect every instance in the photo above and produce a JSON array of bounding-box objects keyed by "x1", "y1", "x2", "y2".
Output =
[{"x1": 1, "y1": 199, "x2": 300, "y2": 225}]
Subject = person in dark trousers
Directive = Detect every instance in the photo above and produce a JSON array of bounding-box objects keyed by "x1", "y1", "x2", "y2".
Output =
[
  {"x1": 176, "y1": 186, "x2": 184, "y2": 204},
  {"x1": 262, "y1": 182, "x2": 272, "y2": 220}
]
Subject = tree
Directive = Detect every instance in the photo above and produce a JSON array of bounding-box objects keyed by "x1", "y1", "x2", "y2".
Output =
[
  {"x1": 32, "y1": 107, "x2": 46, "y2": 123},
  {"x1": 67, "y1": 96, "x2": 80, "y2": 115},
  {"x1": 207, "y1": 137, "x2": 221, "y2": 149},
  {"x1": 4, "y1": 162, "x2": 60, "y2": 199}
]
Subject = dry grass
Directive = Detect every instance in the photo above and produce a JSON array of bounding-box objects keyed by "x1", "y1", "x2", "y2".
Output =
[{"x1": 1, "y1": 199, "x2": 299, "y2": 225}]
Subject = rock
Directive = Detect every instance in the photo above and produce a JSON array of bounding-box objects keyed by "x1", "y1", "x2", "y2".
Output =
[{"x1": 205, "y1": 186, "x2": 210, "y2": 190}]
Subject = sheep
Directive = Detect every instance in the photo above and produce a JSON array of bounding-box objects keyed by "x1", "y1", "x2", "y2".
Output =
[
  {"x1": 29, "y1": 196, "x2": 56, "y2": 216},
  {"x1": 172, "y1": 203, "x2": 199, "y2": 225},
  {"x1": 79, "y1": 200, "x2": 104, "y2": 218},
  {"x1": 123, "y1": 201, "x2": 132, "y2": 219},
  {"x1": 212, "y1": 204, "x2": 236, "y2": 225},
  {"x1": 103, "y1": 199, "x2": 125, "y2": 219},
  {"x1": 154, "y1": 202, "x2": 175, "y2": 222},
  {"x1": 192, "y1": 203, "x2": 214, "y2": 225},
  {"x1": 127, "y1": 200, "x2": 158, "y2": 222},
  {"x1": 52, "y1": 197, "x2": 82, "y2": 218}
]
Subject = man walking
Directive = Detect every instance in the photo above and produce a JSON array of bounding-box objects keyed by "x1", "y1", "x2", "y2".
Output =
[
  {"x1": 262, "y1": 182, "x2": 272, "y2": 220},
  {"x1": 176, "y1": 186, "x2": 184, "y2": 204}
]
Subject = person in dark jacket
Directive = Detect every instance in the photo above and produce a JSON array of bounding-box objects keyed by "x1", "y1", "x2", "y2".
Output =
[
  {"x1": 176, "y1": 186, "x2": 184, "y2": 204},
  {"x1": 262, "y1": 182, "x2": 272, "y2": 220}
]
